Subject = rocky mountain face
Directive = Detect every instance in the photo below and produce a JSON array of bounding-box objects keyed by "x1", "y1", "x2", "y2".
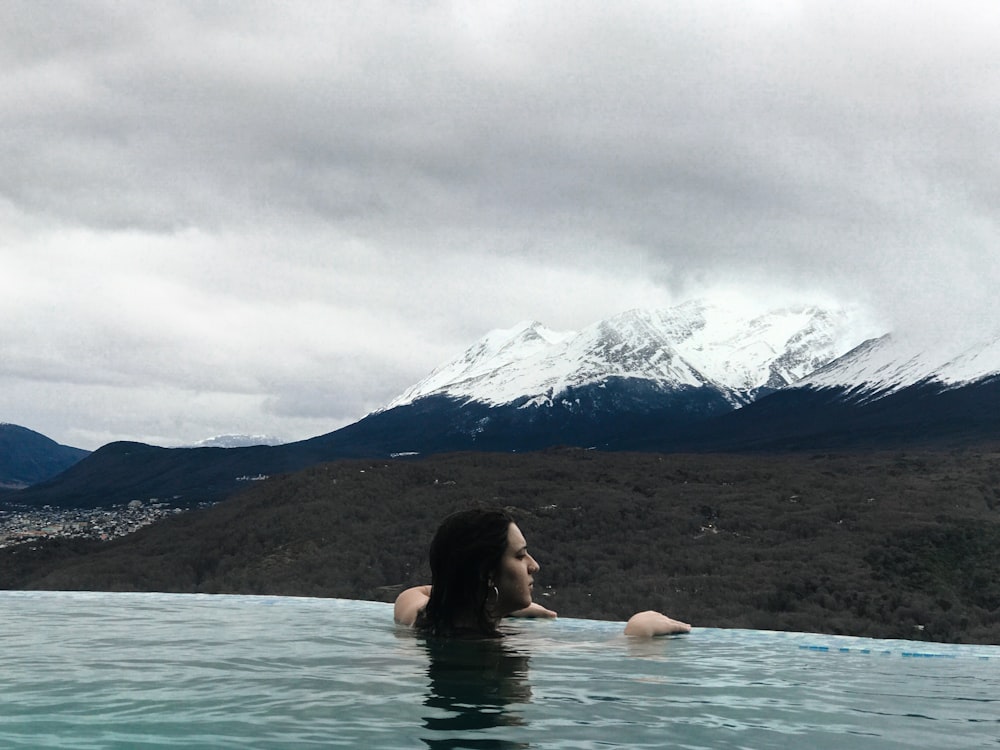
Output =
[
  {"x1": 387, "y1": 301, "x2": 872, "y2": 410},
  {"x1": 796, "y1": 330, "x2": 1000, "y2": 397}
]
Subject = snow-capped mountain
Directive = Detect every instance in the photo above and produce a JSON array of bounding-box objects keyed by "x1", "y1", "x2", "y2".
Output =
[
  {"x1": 354, "y1": 300, "x2": 890, "y2": 455},
  {"x1": 385, "y1": 300, "x2": 876, "y2": 412},
  {"x1": 660, "y1": 325, "x2": 1000, "y2": 453},
  {"x1": 794, "y1": 331, "x2": 1000, "y2": 398},
  {"x1": 187, "y1": 434, "x2": 285, "y2": 448},
  {"x1": 667, "y1": 300, "x2": 871, "y2": 394},
  {"x1": 386, "y1": 320, "x2": 576, "y2": 409}
]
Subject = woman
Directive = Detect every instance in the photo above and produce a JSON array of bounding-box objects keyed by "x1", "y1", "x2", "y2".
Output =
[{"x1": 394, "y1": 508, "x2": 691, "y2": 638}]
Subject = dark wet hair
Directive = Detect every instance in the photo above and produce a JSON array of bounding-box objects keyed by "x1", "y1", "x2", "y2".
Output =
[{"x1": 418, "y1": 508, "x2": 514, "y2": 637}]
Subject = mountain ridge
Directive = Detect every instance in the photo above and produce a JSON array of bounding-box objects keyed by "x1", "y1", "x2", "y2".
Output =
[
  {"x1": 796, "y1": 330, "x2": 1000, "y2": 398},
  {"x1": 385, "y1": 301, "x2": 875, "y2": 412},
  {"x1": 6, "y1": 302, "x2": 999, "y2": 510}
]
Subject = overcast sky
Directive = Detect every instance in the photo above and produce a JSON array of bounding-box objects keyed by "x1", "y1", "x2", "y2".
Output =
[{"x1": 2, "y1": 0, "x2": 997, "y2": 450}]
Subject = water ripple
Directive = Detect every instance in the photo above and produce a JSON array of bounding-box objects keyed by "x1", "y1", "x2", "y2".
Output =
[{"x1": 1, "y1": 592, "x2": 997, "y2": 749}]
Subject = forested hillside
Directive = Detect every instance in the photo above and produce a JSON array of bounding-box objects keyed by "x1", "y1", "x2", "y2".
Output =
[{"x1": 3, "y1": 447, "x2": 998, "y2": 644}]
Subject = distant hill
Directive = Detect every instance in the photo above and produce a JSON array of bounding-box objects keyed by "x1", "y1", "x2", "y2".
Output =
[
  {"x1": 4, "y1": 439, "x2": 336, "y2": 509},
  {"x1": 0, "y1": 424, "x2": 90, "y2": 490},
  {"x1": 4, "y1": 448, "x2": 998, "y2": 644}
]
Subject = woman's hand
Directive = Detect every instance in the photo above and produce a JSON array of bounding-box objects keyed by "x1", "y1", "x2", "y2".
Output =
[
  {"x1": 624, "y1": 610, "x2": 691, "y2": 637},
  {"x1": 507, "y1": 601, "x2": 558, "y2": 619}
]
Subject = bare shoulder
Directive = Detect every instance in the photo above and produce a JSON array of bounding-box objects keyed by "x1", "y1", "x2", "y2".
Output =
[{"x1": 393, "y1": 585, "x2": 431, "y2": 626}]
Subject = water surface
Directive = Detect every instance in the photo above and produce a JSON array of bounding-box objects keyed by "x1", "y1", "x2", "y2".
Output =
[{"x1": 1, "y1": 591, "x2": 996, "y2": 748}]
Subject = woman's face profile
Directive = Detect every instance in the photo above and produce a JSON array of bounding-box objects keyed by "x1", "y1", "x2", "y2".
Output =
[{"x1": 494, "y1": 523, "x2": 539, "y2": 615}]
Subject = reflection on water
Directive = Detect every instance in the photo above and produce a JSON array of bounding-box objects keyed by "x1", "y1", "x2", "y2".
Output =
[{"x1": 420, "y1": 636, "x2": 532, "y2": 749}]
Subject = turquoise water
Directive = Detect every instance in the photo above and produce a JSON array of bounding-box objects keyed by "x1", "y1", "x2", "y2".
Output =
[{"x1": 1, "y1": 592, "x2": 996, "y2": 749}]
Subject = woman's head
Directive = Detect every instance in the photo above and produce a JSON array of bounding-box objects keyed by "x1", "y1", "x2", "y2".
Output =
[{"x1": 421, "y1": 508, "x2": 539, "y2": 636}]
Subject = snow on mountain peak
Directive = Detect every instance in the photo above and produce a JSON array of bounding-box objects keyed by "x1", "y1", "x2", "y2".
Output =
[
  {"x1": 678, "y1": 305, "x2": 866, "y2": 392},
  {"x1": 795, "y1": 328, "x2": 1000, "y2": 397},
  {"x1": 188, "y1": 434, "x2": 285, "y2": 448},
  {"x1": 382, "y1": 300, "x2": 878, "y2": 411},
  {"x1": 384, "y1": 320, "x2": 574, "y2": 409}
]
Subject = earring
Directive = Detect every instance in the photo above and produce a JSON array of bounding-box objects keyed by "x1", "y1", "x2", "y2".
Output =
[{"x1": 487, "y1": 584, "x2": 499, "y2": 604}]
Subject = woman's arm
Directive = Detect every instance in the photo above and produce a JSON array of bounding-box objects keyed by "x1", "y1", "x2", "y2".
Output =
[
  {"x1": 507, "y1": 601, "x2": 558, "y2": 619},
  {"x1": 624, "y1": 610, "x2": 691, "y2": 637},
  {"x1": 394, "y1": 585, "x2": 557, "y2": 625},
  {"x1": 393, "y1": 585, "x2": 431, "y2": 626}
]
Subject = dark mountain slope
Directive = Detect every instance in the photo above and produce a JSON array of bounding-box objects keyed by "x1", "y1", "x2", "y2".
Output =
[
  {"x1": 320, "y1": 382, "x2": 735, "y2": 455},
  {"x1": 617, "y1": 377, "x2": 1000, "y2": 453},
  {"x1": 8, "y1": 380, "x2": 734, "y2": 509},
  {"x1": 0, "y1": 424, "x2": 90, "y2": 490}
]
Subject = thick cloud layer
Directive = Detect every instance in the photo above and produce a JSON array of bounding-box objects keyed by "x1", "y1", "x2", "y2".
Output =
[{"x1": 1, "y1": 1, "x2": 997, "y2": 448}]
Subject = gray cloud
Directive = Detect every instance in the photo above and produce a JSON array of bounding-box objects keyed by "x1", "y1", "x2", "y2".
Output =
[{"x1": 1, "y1": 0, "x2": 997, "y2": 448}]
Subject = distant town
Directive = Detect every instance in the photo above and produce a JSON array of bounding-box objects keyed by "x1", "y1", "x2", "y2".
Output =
[{"x1": 0, "y1": 500, "x2": 201, "y2": 549}]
